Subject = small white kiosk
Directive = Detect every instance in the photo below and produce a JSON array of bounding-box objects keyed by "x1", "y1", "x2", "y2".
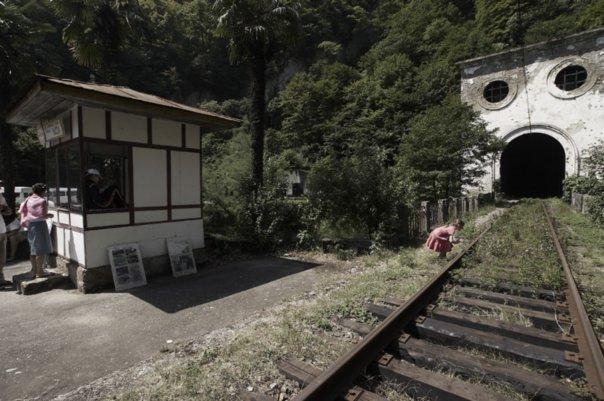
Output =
[{"x1": 7, "y1": 75, "x2": 239, "y2": 292}]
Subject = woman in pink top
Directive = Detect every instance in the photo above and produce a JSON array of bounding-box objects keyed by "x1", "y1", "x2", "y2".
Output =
[
  {"x1": 19, "y1": 183, "x2": 54, "y2": 278},
  {"x1": 425, "y1": 219, "x2": 464, "y2": 258}
]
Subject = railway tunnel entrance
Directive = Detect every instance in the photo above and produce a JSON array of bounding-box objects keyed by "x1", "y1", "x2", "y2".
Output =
[{"x1": 500, "y1": 133, "x2": 565, "y2": 198}]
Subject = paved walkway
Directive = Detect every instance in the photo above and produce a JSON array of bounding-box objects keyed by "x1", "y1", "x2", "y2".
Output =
[{"x1": 0, "y1": 257, "x2": 324, "y2": 401}]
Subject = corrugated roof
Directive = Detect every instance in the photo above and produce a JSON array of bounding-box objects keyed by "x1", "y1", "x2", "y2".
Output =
[{"x1": 40, "y1": 75, "x2": 241, "y2": 124}]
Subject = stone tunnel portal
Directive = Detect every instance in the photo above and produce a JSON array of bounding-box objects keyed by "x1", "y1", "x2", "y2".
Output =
[{"x1": 500, "y1": 133, "x2": 566, "y2": 198}]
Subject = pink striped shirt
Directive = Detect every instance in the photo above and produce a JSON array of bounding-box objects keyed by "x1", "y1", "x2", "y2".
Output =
[{"x1": 19, "y1": 194, "x2": 48, "y2": 226}]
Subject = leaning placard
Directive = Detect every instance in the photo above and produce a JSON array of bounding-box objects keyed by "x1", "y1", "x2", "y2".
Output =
[
  {"x1": 167, "y1": 237, "x2": 197, "y2": 277},
  {"x1": 107, "y1": 243, "x2": 147, "y2": 291}
]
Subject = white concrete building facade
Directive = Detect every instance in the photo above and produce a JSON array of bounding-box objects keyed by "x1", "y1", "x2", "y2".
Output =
[{"x1": 459, "y1": 28, "x2": 604, "y2": 197}]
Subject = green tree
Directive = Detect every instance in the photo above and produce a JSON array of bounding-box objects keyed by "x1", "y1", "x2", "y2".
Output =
[
  {"x1": 0, "y1": 0, "x2": 58, "y2": 208},
  {"x1": 51, "y1": 0, "x2": 142, "y2": 67},
  {"x1": 214, "y1": 0, "x2": 300, "y2": 192},
  {"x1": 397, "y1": 96, "x2": 502, "y2": 202}
]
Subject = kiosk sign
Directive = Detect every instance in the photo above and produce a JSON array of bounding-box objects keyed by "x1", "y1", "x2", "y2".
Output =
[
  {"x1": 107, "y1": 243, "x2": 147, "y2": 291},
  {"x1": 40, "y1": 118, "x2": 66, "y2": 141},
  {"x1": 167, "y1": 238, "x2": 197, "y2": 277}
]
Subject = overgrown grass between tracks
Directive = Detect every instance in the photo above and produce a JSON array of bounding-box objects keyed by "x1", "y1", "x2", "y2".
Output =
[{"x1": 109, "y1": 208, "x2": 496, "y2": 401}]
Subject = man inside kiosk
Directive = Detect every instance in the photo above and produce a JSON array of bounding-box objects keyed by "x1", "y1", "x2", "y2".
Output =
[{"x1": 85, "y1": 169, "x2": 127, "y2": 209}]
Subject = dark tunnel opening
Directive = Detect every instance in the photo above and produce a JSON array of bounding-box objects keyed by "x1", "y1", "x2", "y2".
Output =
[{"x1": 500, "y1": 133, "x2": 566, "y2": 198}]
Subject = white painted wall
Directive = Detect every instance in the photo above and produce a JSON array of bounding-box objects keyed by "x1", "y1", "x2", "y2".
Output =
[
  {"x1": 84, "y1": 219, "x2": 204, "y2": 268},
  {"x1": 460, "y1": 35, "x2": 604, "y2": 193},
  {"x1": 70, "y1": 213, "x2": 84, "y2": 229},
  {"x1": 87, "y1": 212, "x2": 130, "y2": 228},
  {"x1": 171, "y1": 151, "x2": 201, "y2": 205},
  {"x1": 172, "y1": 208, "x2": 202, "y2": 220},
  {"x1": 133, "y1": 147, "x2": 167, "y2": 207},
  {"x1": 55, "y1": 226, "x2": 85, "y2": 265},
  {"x1": 185, "y1": 123, "x2": 201, "y2": 149},
  {"x1": 82, "y1": 106, "x2": 106, "y2": 138},
  {"x1": 112, "y1": 111, "x2": 147, "y2": 143},
  {"x1": 135, "y1": 210, "x2": 168, "y2": 224},
  {"x1": 152, "y1": 118, "x2": 181, "y2": 147}
]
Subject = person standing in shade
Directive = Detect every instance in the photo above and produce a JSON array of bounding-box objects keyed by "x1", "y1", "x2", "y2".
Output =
[
  {"x1": 19, "y1": 183, "x2": 54, "y2": 278},
  {"x1": 0, "y1": 186, "x2": 12, "y2": 285}
]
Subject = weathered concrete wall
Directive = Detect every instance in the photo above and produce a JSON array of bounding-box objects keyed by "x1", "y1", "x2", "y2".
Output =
[{"x1": 459, "y1": 28, "x2": 604, "y2": 193}]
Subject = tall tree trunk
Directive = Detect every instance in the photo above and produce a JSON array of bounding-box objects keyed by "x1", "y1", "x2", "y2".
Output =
[{"x1": 250, "y1": 51, "x2": 266, "y2": 194}]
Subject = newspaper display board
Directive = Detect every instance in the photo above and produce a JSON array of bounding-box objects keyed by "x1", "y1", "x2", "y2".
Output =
[
  {"x1": 107, "y1": 243, "x2": 147, "y2": 291},
  {"x1": 167, "y1": 238, "x2": 197, "y2": 277}
]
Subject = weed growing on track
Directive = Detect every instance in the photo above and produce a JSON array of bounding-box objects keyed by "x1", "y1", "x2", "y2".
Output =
[
  {"x1": 549, "y1": 199, "x2": 604, "y2": 337},
  {"x1": 457, "y1": 200, "x2": 565, "y2": 290}
]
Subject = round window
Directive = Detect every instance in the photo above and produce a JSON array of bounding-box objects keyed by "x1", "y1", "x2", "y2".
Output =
[
  {"x1": 554, "y1": 65, "x2": 588, "y2": 91},
  {"x1": 483, "y1": 80, "x2": 510, "y2": 103}
]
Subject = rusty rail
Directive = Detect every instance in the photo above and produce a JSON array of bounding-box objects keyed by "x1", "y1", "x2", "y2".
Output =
[
  {"x1": 291, "y1": 226, "x2": 491, "y2": 401},
  {"x1": 542, "y1": 202, "x2": 604, "y2": 399}
]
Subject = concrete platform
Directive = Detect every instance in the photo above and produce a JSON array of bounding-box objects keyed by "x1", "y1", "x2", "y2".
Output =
[{"x1": 0, "y1": 256, "x2": 326, "y2": 401}]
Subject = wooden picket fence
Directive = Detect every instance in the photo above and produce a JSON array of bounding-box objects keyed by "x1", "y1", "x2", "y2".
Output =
[{"x1": 407, "y1": 196, "x2": 479, "y2": 240}]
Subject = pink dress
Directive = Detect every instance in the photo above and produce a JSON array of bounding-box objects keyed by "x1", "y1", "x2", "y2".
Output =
[{"x1": 426, "y1": 225, "x2": 456, "y2": 253}]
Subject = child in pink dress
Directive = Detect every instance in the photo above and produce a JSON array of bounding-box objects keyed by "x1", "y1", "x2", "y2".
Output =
[{"x1": 426, "y1": 219, "x2": 464, "y2": 258}]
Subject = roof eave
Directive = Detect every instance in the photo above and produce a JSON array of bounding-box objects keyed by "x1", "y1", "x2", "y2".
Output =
[{"x1": 7, "y1": 77, "x2": 241, "y2": 131}]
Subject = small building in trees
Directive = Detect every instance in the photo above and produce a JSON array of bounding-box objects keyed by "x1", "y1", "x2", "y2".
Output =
[
  {"x1": 6, "y1": 75, "x2": 239, "y2": 292},
  {"x1": 286, "y1": 170, "x2": 308, "y2": 197},
  {"x1": 458, "y1": 28, "x2": 603, "y2": 198}
]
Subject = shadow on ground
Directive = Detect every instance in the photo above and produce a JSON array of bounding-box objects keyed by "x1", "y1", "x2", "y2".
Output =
[{"x1": 126, "y1": 257, "x2": 321, "y2": 313}]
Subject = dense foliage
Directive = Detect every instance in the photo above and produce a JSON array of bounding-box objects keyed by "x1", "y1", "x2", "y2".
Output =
[
  {"x1": 1, "y1": 0, "x2": 602, "y2": 243},
  {"x1": 564, "y1": 141, "x2": 604, "y2": 225}
]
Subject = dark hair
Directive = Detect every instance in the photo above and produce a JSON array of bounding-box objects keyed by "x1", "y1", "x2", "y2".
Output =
[
  {"x1": 32, "y1": 183, "x2": 47, "y2": 195},
  {"x1": 453, "y1": 218, "x2": 465, "y2": 229}
]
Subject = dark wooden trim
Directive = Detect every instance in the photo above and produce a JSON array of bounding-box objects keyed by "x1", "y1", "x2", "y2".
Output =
[
  {"x1": 84, "y1": 205, "x2": 199, "y2": 214},
  {"x1": 147, "y1": 117, "x2": 152, "y2": 144},
  {"x1": 80, "y1": 136, "x2": 201, "y2": 153},
  {"x1": 84, "y1": 217, "x2": 203, "y2": 231},
  {"x1": 199, "y1": 127, "x2": 203, "y2": 217},
  {"x1": 78, "y1": 106, "x2": 87, "y2": 230},
  {"x1": 134, "y1": 206, "x2": 168, "y2": 211},
  {"x1": 86, "y1": 208, "x2": 130, "y2": 214},
  {"x1": 172, "y1": 204, "x2": 201, "y2": 209},
  {"x1": 53, "y1": 221, "x2": 84, "y2": 233},
  {"x1": 128, "y1": 145, "x2": 134, "y2": 225},
  {"x1": 69, "y1": 109, "x2": 74, "y2": 139},
  {"x1": 167, "y1": 150, "x2": 172, "y2": 221},
  {"x1": 181, "y1": 123, "x2": 186, "y2": 148},
  {"x1": 46, "y1": 137, "x2": 78, "y2": 150},
  {"x1": 105, "y1": 110, "x2": 112, "y2": 140}
]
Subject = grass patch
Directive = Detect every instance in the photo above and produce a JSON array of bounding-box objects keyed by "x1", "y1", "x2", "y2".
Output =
[
  {"x1": 548, "y1": 199, "x2": 604, "y2": 338},
  {"x1": 457, "y1": 200, "x2": 565, "y2": 291},
  {"x1": 107, "y1": 208, "x2": 497, "y2": 401}
]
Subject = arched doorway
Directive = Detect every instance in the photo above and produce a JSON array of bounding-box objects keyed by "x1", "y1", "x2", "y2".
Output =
[{"x1": 500, "y1": 133, "x2": 565, "y2": 198}]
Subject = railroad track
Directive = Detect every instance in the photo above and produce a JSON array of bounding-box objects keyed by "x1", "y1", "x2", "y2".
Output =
[{"x1": 242, "y1": 202, "x2": 604, "y2": 401}]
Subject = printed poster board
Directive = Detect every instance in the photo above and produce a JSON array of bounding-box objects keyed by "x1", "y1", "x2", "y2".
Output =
[
  {"x1": 107, "y1": 243, "x2": 147, "y2": 291},
  {"x1": 167, "y1": 238, "x2": 197, "y2": 277}
]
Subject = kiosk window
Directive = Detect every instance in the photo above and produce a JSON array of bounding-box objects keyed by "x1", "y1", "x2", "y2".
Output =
[
  {"x1": 46, "y1": 144, "x2": 82, "y2": 211},
  {"x1": 85, "y1": 143, "x2": 129, "y2": 210},
  {"x1": 46, "y1": 151, "x2": 58, "y2": 208}
]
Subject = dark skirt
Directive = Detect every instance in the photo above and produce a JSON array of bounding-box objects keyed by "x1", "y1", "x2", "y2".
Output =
[{"x1": 27, "y1": 220, "x2": 52, "y2": 255}]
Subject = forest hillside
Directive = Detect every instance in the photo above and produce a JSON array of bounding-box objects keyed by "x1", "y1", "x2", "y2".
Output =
[{"x1": 1, "y1": 0, "x2": 602, "y2": 245}]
